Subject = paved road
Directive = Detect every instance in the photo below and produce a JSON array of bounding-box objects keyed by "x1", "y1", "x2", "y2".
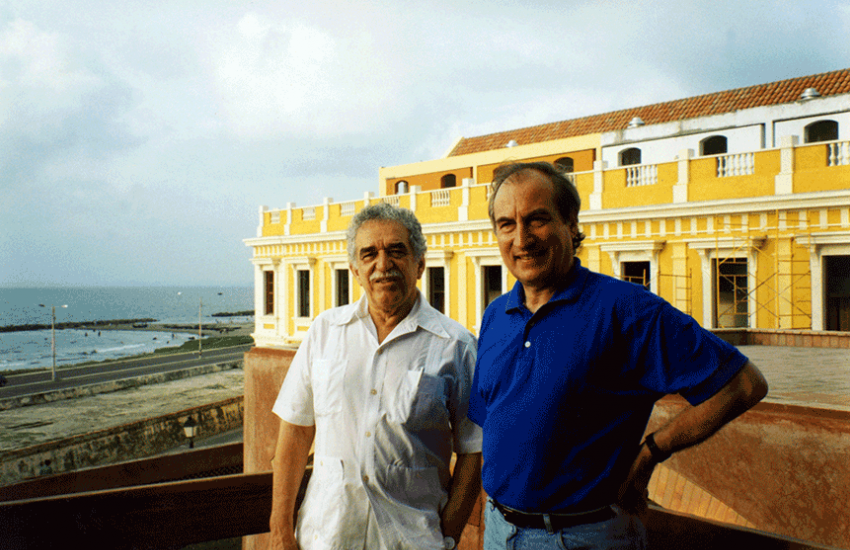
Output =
[{"x1": 0, "y1": 344, "x2": 253, "y2": 399}]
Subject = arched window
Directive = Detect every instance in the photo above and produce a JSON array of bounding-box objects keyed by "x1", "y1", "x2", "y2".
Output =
[
  {"x1": 395, "y1": 180, "x2": 409, "y2": 194},
  {"x1": 554, "y1": 157, "x2": 574, "y2": 172},
  {"x1": 700, "y1": 135, "x2": 728, "y2": 156},
  {"x1": 620, "y1": 148, "x2": 641, "y2": 166},
  {"x1": 805, "y1": 120, "x2": 838, "y2": 143},
  {"x1": 441, "y1": 174, "x2": 457, "y2": 188}
]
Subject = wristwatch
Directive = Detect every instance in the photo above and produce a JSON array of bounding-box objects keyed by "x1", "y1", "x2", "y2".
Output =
[
  {"x1": 443, "y1": 535, "x2": 456, "y2": 549},
  {"x1": 644, "y1": 432, "x2": 672, "y2": 463}
]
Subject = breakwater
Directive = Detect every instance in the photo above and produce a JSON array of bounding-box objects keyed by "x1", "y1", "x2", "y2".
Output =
[{"x1": 0, "y1": 318, "x2": 158, "y2": 333}]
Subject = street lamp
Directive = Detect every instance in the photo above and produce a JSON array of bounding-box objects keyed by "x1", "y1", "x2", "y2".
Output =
[
  {"x1": 198, "y1": 298, "x2": 203, "y2": 357},
  {"x1": 183, "y1": 416, "x2": 198, "y2": 449},
  {"x1": 39, "y1": 304, "x2": 67, "y2": 382}
]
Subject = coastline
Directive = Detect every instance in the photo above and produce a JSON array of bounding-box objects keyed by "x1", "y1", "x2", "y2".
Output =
[{"x1": 0, "y1": 322, "x2": 255, "y2": 376}]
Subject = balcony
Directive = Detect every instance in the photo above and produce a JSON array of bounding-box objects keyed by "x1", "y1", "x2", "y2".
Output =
[{"x1": 2, "y1": 346, "x2": 845, "y2": 550}]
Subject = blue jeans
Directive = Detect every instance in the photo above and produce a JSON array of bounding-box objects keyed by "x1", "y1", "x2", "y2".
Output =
[{"x1": 483, "y1": 500, "x2": 647, "y2": 550}]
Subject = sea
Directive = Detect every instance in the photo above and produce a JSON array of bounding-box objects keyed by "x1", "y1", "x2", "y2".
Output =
[{"x1": 0, "y1": 286, "x2": 253, "y2": 373}]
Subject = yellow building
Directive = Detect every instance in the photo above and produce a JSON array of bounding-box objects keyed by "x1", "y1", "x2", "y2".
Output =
[{"x1": 245, "y1": 68, "x2": 850, "y2": 348}]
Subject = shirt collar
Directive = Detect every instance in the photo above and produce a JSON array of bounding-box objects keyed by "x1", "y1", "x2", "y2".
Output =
[
  {"x1": 505, "y1": 258, "x2": 588, "y2": 313},
  {"x1": 332, "y1": 291, "x2": 450, "y2": 339}
]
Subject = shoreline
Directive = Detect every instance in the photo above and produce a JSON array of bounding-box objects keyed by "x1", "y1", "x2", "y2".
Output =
[
  {"x1": 1, "y1": 317, "x2": 253, "y2": 336},
  {"x1": 0, "y1": 323, "x2": 255, "y2": 377}
]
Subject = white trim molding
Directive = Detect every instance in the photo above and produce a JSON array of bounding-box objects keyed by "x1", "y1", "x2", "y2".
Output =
[
  {"x1": 687, "y1": 237, "x2": 766, "y2": 329},
  {"x1": 599, "y1": 240, "x2": 666, "y2": 295},
  {"x1": 797, "y1": 231, "x2": 850, "y2": 330},
  {"x1": 467, "y1": 248, "x2": 509, "y2": 334},
  {"x1": 422, "y1": 250, "x2": 454, "y2": 316}
]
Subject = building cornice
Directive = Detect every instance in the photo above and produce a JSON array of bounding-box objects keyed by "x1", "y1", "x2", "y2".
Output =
[{"x1": 245, "y1": 189, "x2": 850, "y2": 250}]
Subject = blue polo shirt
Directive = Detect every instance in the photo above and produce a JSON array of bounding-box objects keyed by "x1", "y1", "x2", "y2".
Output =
[{"x1": 468, "y1": 260, "x2": 748, "y2": 513}]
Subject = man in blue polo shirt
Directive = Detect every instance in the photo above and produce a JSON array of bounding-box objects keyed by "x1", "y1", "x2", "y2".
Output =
[{"x1": 469, "y1": 161, "x2": 768, "y2": 549}]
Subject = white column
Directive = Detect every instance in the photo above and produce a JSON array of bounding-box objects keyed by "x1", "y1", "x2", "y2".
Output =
[
  {"x1": 589, "y1": 160, "x2": 606, "y2": 211},
  {"x1": 809, "y1": 247, "x2": 824, "y2": 331},
  {"x1": 459, "y1": 178, "x2": 473, "y2": 222},
  {"x1": 284, "y1": 202, "x2": 294, "y2": 236},
  {"x1": 775, "y1": 135, "x2": 797, "y2": 195},
  {"x1": 278, "y1": 259, "x2": 288, "y2": 339},
  {"x1": 698, "y1": 249, "x2": 714, "y2": 328},
  {"x1": 252, "y1": 261, "x2": 265, "y2": 331},
  {"x1": 456, "y1": 254, "x2": 466, "y2": 325},
  {"x1": 673, "y1": 149, "x2": 692, "y2": 204},
  {"x1": 410, "y1": 185, "x2": 421, "y2": 212},
  {"x1": 321, "y1": 197, "x2": 332, "y2": 233}
]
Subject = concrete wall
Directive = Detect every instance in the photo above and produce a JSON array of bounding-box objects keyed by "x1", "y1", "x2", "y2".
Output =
[
  {"x1": 243, "y1": 346, "x2": 296, "y2": 550},
  {"x1": 243, "y1": 345, "x2": 849, "y2": 549},
  {"x1": 646, "y1": 398, "x2": 850, "y2": 549},
  {"x1": 0, "y1": 396, "x2": 244, "y2": 487},
  {"x1": 0, "y1": 361, "x2": 241, "y2": 412}
]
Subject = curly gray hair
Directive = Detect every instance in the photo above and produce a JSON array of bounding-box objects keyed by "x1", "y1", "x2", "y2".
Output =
[{"x1": 346, "y1": 202, "x2": 427, "y2": 264}]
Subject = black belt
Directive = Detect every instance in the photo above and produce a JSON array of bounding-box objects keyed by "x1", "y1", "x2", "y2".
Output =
[{"x1": 491, "y1": 500, "x2": 616, "y2": 532}]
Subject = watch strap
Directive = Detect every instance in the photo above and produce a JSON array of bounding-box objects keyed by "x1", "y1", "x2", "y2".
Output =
[{"x1": 644, "y1": 432, "x2": 672, "y2": 463}]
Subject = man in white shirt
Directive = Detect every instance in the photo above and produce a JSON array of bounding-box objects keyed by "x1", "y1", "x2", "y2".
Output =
[{"x1": 270, "y1": 203, "x2": 483, "y2": 550}]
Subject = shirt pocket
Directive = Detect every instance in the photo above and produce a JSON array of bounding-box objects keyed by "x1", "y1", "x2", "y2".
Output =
[
  {"x1": 382, "y1": 463, "x2": 447, "y2": 517},
  {"x1": 389, "y1": 369, "x2": 449, "y2": 431},
  {"x1": 312, "y1": 359, "x2": 344, "y2": 416}
]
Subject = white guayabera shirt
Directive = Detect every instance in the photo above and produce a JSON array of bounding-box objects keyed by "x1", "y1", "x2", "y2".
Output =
[{"x1": 274, "y1": 293, "x2": 482, "y2": 550}]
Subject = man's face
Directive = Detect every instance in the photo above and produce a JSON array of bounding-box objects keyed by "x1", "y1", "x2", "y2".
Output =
[
  {"x1": 492, "y1": 170, "x2": 578, "y2": 292},
  {"x1": 350, "y1": 219, "x2": 425, "y2": 315}
]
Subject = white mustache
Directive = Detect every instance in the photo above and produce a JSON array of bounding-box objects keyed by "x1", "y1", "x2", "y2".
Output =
[{"x1": 370, "y1": 269, "x2": 403, "y2": 282}]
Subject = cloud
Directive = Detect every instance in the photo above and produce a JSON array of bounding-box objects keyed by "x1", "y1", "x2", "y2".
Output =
[
  {"x1": 210, "y1": 12, "x2": 398, "y2": 139},
  {"x1": 0, "y1": 18, "x2": 139, "y2": 191}
]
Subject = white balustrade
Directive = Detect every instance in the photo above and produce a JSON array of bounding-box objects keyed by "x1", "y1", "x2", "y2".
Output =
[
  {"x1": 828, "y1": 141, "x2": 850, "y2": 166},
  {"x1": 432, "y1": 189, "x2": 452, "y2": 207},
  {"x1": 302, "y1": 207, "x2": 316, "y2": 221},
  {"x1": 270, "y1": 210, "x2": 280, "y2": 224},
  {"x1": 625, "y1": 164, "x2": 658, "y2": 187},
  {"x1": 340, "y1": 202, "x2": 356, "y2": 216},
  {"x1": 717, "y1": 153, "x2": 755, "y2": 177},
  {"x1": 381, "y1": 196, "x2": 400, "y2": 206}
]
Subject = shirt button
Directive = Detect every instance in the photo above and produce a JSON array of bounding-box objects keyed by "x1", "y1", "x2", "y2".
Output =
[
  {"x1": 365, "y1": 431, "x2": 371, "y2": 437},
  {"x1": 525, "y1": 341, "x2": 531, "y2": 348},
  {"x1": 363, "y1": 474, "x2": 369, "y2": 482},
  {"x1": 370, "y1": 389, "x2": 377, "y2": 395}
]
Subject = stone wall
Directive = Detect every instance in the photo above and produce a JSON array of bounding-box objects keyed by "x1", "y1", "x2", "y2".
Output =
[{"x1": 0, "y1": 396, "x2": 243, "y2": 487}]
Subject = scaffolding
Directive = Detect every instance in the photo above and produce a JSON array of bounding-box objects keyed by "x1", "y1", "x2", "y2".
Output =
[{"x1": 712, "y1": 215, "x2": 812, "y2": 330}]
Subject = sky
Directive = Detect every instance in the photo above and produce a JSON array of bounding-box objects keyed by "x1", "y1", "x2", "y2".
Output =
[{"x1": 1, "y1": 0, "x2": 849, "y2": 287}]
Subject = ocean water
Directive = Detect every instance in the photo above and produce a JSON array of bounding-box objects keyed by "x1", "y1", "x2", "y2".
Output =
[{"x1": 0, "y1": 286, "x2": 253, "y2": 373}]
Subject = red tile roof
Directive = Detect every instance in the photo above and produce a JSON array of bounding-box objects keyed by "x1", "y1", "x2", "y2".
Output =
[{"x1": 448, "y1": 68, "x2": 850, "y2": 157}]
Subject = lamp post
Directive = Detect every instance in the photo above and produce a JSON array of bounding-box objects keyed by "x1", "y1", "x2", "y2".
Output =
[
  {"x1": 39, "y1": 304, "x2": 67, "y2": 382},
  {"x1": 183, "y1": 416, "x2": 198, "y2": 449},
  {"x1": 198, "y1": 298, "x2": 203, "y2": 357}
]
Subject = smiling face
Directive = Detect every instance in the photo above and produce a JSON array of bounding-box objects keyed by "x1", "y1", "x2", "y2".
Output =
[
  {"x1": 492, "y1": 169, "x2": 578, "y2": 297},
  {"x1": 350, "y1": 219, "x2": 425, "y2": 317}
]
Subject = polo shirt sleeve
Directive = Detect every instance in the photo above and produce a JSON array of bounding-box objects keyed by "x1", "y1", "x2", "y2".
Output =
[
  {"x1": 451, "y1": 337, "x2": 483, "y2": 454},
  {"x1": 272, "y1": 326, "x2": 317, "y2": 427},
  {"x1": 626, "y1": 293, "x2": 749, "y2": 406}
]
